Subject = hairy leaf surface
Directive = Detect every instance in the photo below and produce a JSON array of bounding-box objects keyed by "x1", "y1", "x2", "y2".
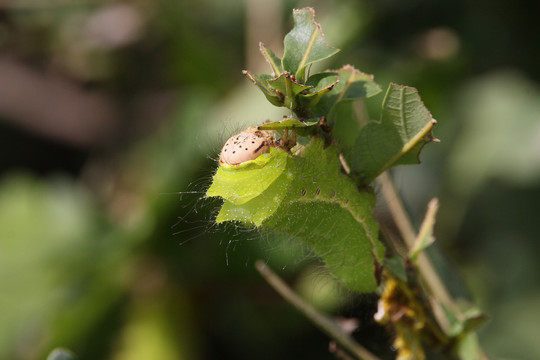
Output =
[
  {"x1": 206, "y1": 148, "x2": 288, "y2": 205},
  {"x1": 207, "y1": 138, "x2": 385, "y2": 292}
]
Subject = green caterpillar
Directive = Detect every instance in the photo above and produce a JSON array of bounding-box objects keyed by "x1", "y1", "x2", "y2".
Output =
[{"x1": 206, "y1": 128, "x2": 385, "y2": 292}]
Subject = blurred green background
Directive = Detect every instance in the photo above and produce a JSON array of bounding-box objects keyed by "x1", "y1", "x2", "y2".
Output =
[{"x1": 1, "y1": 0, "x2": 539, "y2": 359}]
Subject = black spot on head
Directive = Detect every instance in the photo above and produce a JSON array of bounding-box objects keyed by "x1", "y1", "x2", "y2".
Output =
[
  {"x1": 232, "y1": 151, "x2": 236, "y2": 154},
  {"x1": 245, "y1": 148, "x2": 248, "y2": 150}
]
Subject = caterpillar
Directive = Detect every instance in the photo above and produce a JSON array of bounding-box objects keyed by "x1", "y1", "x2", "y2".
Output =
[{"x1": 206, "y1": 128, "x2": 385, "y2": 292}]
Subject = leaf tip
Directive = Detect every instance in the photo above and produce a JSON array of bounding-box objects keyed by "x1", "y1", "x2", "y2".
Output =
[
  {"x1": 430, "y1": 119, "x2": 441, "y2": 143},
  {"x1": 242, "y1": 70, "x2": 256, "y2": 84},
  {"x1": 291, "y1": 6, "x2": 339, "y2": 53}
]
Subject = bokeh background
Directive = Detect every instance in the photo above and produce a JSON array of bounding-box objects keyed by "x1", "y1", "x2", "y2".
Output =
[{"x1": 1, "y1": 0, "x2": 539, "y2": 359}]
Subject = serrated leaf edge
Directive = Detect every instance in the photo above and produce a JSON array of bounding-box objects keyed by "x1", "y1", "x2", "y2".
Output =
[
  {"x1": 294, "y1": 8, "x2": 328, "y2": 74},
  {"x1": 366, "y1": 84, "x2": 439, "y2": 183},
  {"x1": 284, "y1": 7, "x2": 340, "y2": 80},
  {"x1": 328, "y1": 65, "x2": 381, "y2": 103}
]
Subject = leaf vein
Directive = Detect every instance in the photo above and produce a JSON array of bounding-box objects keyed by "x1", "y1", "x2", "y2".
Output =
[
  {"x1": 298, "y1": 30, "x2": 319, "y2": 73},
  {"x1": 399, "y1": 87, "x2": 409, "y2": 140}
]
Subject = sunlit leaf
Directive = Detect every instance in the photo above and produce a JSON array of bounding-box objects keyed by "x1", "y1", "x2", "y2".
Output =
[
  {"x1": 207, "y1": 138, "x2": 385, "y2": 292},
  {"x1": 282, "y1": 7, "x2": 339, "y2": 82}
]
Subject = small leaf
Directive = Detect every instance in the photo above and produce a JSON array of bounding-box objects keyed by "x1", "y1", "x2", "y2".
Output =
[
  {"x1": 242, "y1": 71, "x2": 284, "y2": 106},
  {"x1": 298, "y1": 72, "x2": 339, "y2": 107},
  {"x1": 331, "y1": 66, "x2": 381, "y2": 102},
  {"x1": 459, "y1": 311, "x2": 489, "y2": 337},
  {"x1": 316, "y1": 65, "x2": 381, "y2": 121},
  {"x1": 409, "y1": 198, "x2": 438, "y2": 261},
  {"x1": 282, "y1": 7, "x2": 339, "y2": 82},
  {"x1": 447, "y1": 304, "x2": 489, "y2": 338},
  {"x1": 351, "y1": 84, "x2": 438, "y2": 184},
  {"x1": 305, "y1": 72, "x2": 339, "y2": 91},
  {"x1": 258, "y1": 118, "x2": 318, "y2": 130},
  {"x1": 268, "y1": 72, "x2": 311, "y2": 108},
  {"x1": 259, "y1": 42, "x2": 283, "y2": 75}
]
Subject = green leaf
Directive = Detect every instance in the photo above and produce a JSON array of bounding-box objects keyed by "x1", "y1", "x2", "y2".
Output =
[
  {"x1": 331, "y1": 66, "x2": 381, "y2": 102},
  {"x1": 282, "y1": 7, "x2": 339, "y2": 82},
  {"x1": 409, "y1": 198, "x2": 438, "y2": 261},
  {"x1": 242, "y1": 71, "x2": 284, "y2": 106},
  {"x1": 351, "y1": 84, "x2": 438, "y2": 184},
  {"x1": 316, "y1": 65, "x2": 381, "y2": 121},
  {"x1": 259, "y1": 42, "x2": 283, "y2": 75},
  {"x1": 207, "y1": 138, "x2": 385, "y2": 292},
  {"x1": 258, "y1": 118, "x2": 318, "y2": 131},
  {"x1": 216, "y1": 169, "x2": 292, "y2": 226},
  {"x1": 266, "y1": 200, "x2": 381, "y2": 292},
  {"x1": 268, "y1": 72, "x2": 311, "y2": 109},
  {"x1": 298, "y1": 72, "x2": 339, "y2": 107},
  {"x1": 442, "y1": 301, "x2": 488, "y2": 339},
  {"x1": 439, "y1": 301, "x2": 488, "y2": 359},
  {"x1": 206, "y1": 147, "x2": 288, "y2": 205},
  {"x1": 258, "y1": 118, "x2": 319, "y2": 138}
]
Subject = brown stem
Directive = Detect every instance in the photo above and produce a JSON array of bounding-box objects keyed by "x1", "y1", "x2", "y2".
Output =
[
  {"x1": 255, "y1": 260, "x2": 381, "y2": 360},
  {"x1": 377, "y1": 172, "x2": 460, "y2": 322}
]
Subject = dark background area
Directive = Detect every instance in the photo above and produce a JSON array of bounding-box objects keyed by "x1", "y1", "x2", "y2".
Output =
[{"x1": 1, "y1": 0, "x2": 539, "y2": 359}]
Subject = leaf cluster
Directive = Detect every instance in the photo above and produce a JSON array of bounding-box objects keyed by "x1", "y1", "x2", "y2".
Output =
[
  {"x1": 207, "y1": 7, "x2": 489, "y2": 359},
  {"x1": 244, "y1": 7, "x2": 438, "y2": 185}
]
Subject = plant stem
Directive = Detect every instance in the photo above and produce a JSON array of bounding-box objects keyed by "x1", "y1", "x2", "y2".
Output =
[
  {"x1": 255, "y1": 260, "x2": 381, "y2": 360},
  {"x1": 377, "y1": 172, "x2": 460, "y2": 320}
]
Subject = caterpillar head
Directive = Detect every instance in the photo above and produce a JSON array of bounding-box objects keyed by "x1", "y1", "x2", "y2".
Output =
[{"x1": 220, "y1": 127, "x2": 275, "y2": 165}]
